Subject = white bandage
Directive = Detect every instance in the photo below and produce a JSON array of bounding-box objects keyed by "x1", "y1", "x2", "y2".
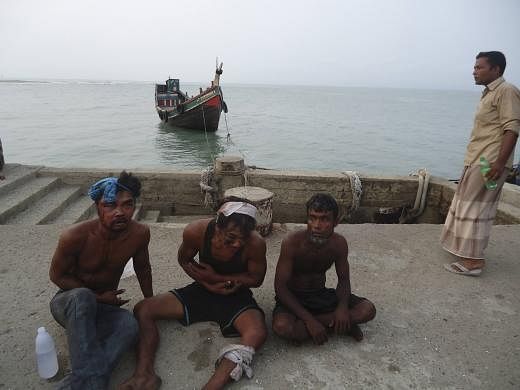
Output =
[
  {"x1": 218, "y1": 202, "x2": 257, "y2": 220},
  {"x1": 215, "y1": 344, "x2": 255, "y2": 381}
]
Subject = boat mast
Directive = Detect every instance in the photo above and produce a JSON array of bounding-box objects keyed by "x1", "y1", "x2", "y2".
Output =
[{"x1": 213, "y1": 60, "x2": 223, "y2": 87}]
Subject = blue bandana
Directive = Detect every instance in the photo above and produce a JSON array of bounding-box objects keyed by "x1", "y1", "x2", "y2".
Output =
[{"x1": 88, "y1": 177, "x2": 133, "y2": 203}]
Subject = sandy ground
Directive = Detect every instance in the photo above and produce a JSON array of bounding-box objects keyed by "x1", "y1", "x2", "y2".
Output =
[{"x1": 1, "y1": 223, "x2": 519, "y2": 389}]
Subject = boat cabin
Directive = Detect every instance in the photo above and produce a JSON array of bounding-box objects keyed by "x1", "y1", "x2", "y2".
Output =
[{"x1": 155, "y1": 78, "x2": 186, "y2": 108}]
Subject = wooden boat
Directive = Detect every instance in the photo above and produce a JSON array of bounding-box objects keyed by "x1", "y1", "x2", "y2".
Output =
[{"x1": 155, "y1": 63, "x2": 228, "y2": 131}]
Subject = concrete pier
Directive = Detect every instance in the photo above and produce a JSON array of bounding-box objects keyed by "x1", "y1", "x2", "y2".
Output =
[
  {"x1": 1, "y1": 223, "x2": 519, "y2": 389},
  {"x1": 1, "y1": 163, "x2": 520, "y2": 226}
]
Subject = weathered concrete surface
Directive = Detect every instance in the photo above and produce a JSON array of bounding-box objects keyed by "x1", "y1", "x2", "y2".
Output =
[
  {"x1": 36, "y1": 165, "x2": 520, "y2": 225},
  {"x1": 1, "y1": 223, "x2": 519, "y2": 389}
]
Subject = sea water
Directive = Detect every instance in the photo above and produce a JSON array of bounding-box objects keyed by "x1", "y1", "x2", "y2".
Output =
[{"x1": 0, "y1": 80, "x2": 482, "y2": 179}]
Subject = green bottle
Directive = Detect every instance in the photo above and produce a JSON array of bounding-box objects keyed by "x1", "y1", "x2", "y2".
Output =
[{"x1": 479, "y1": 156, "x2": 497, "y2": 190}]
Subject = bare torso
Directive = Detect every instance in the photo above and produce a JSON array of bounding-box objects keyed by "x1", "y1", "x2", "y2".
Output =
[
  {"x1": 286, "y1": 230, "x2": 344, "y2": 291},
  {"x1": 178, "y1": 218, "x2": 267, "y2": 290},
  {"x1": 64, "y1": 219, "x2": 149, "y2": 292}
]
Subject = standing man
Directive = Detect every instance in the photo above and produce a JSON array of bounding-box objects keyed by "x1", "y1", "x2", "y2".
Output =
[
  {"x1": 49, "y1": 171, "x2": 153, "y2": 389},
  {"x1": 272, "y1": 193, "x2": 376, "y2": 345},
  {"x1": 441, "y1": 51, "x2": 520, "y2": 276},
  {"x1": 120, "y1": 199, "x2": 267, "y2": 390}
]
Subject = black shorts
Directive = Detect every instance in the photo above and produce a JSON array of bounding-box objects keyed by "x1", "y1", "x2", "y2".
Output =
[
  {"x1": 273, "y1": 288, "x2": 366, "y2": 316},
  {"x1": 171, "y1": 282, "x2": 264, "y2": 337}
]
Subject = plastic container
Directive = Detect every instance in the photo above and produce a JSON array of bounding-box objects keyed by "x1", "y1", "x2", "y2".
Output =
[
  {"x1": 35, "y1": 327, "x2": 58, "y2": 379},
  {"x1": 479, "y1": 156, "x2": 497, "y2": 190}
]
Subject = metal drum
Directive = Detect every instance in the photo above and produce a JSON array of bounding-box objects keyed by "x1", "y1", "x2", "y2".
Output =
[{"x1": 224, "y1": 186, "x2": 274, "y2": 236}]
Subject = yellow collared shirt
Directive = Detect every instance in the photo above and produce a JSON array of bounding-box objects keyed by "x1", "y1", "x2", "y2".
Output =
[{"x1": 464, "y1": 77, "x2": 520, "y2": 168}]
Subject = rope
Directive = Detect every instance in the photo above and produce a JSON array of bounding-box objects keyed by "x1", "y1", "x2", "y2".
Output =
[
  {"x1": 224, "y1": 111, "x2": 231, "y2": 141},
  {"x1": 342, "y1": 171, "x2": 363, "y2": 220},
  {"x1": 201, "y1": 105, "x2": 214, "y2": 162},
  {"x1": 399, "y1": 168, "x2": 430, "y2": 223},
  {"x1": 200, "y1": 166, "x2": 217, "y2": 208},
  {"x1": 199, "y1": 105, "x2": 219, "y2": 209}
]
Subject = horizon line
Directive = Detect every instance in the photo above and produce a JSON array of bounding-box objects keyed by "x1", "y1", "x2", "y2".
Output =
[{"x1": 0, "y1": 77, "x2": 480, "y2": 92}]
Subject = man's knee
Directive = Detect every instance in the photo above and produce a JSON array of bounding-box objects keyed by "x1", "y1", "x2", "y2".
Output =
[
  {"x1": 50, "y1": 288, "x2": 97, "y2": 328},
  {"x1": 133, "y1": 298, "x2": 155, "y2": 321},
  {"x1": 272, "y1": 315, "x2": 294, "y2": 339},
  {"x1": 52, "y1": 288, "x2": 96, "y2": 318},
  {"x1": 71, "y1": 287, "x2": 96, "y2": 301},
  {"x1": 235, "y1": 310, "x2": 268, "y2": 348},
  {"x1": 69, "y1": 288, "x2": 97, "y2": 310}
]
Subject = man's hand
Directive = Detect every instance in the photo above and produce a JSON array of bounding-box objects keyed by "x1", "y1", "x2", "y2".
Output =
[
  {"x1": 304, "y1": 317, "x2": 328, "y2": 345},
  {"x1": 96, "y1": 289, "x2": 129, "y2": 306},
  {"x1": 186, "y1": 262, "x2": 219, "y2": 283},
  {"x1": 330, "y1": 304, "x2": 351, "y2": 334},
  {"x1": 488, "y1": 160, "x2": 506, "y2": 181},
  {"x1": 200, "y1": 280, "x2": 242, "y2": 295}
]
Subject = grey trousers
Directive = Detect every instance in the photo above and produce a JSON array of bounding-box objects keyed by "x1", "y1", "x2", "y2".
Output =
[{"x1": 50, "y1": 288, "x2": 138, "y2": 390}]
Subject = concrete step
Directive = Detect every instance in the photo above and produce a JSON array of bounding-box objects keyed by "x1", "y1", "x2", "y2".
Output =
[
  {"x1": 160, "y1": 215, "x2": 214, "y2": 223},
  {"x1": 0, "y1": 164, "x2": 42, "y2": 197},
  {"x1": 141, "y1": 210, "x2": 161, "y2": 223},
  {"x1": 50, "y1": 201, "x2": 141, "y2": 225},
  {"x1": 496, "y1": 202, "x2": 520, "y2": 224},
  {"x1": 133, "y1": 203, "x2": 144, "y2": 220},
  {"x1": 49, "y1": 195, "x2": 95, "y2": 225},
  {"x1": 6, "y1": 185, "x2": 82, "y2": 225},
  {"x1": 500, "y1": 183, "x2": 520, "y2": 208},
  {"x1": 0, "y1": 176, "x2": 61, "y2": 224}
]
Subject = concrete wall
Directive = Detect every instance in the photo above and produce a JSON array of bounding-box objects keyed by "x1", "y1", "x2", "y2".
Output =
[
  {"x1": 246, "y1": 169, "x2": 426, "y2": 223},
  {"x1": 39, "y1": 166, "x2": 519, "y2": 224}
]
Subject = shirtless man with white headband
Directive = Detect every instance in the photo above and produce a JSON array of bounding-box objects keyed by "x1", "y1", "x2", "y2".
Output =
[{"x1": 120, "y1": 198, "x2": 267, "y2": 390}]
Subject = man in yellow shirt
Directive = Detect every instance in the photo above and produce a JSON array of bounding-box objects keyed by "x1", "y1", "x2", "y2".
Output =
[{"x1": 441, "y1": 51, "x2": 519, "y2": 276}]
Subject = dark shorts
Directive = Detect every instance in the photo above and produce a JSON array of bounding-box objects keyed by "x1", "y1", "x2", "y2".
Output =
[
  {"x1": 171, "y1": 282, "x2": 264, "y2": 337},
  {"x1": 273, "y1": 288, "x2": 366, "y2": 316}
]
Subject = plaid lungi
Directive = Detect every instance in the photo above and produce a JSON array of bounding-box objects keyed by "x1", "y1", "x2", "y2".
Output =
[{"x1": 440, "y1": 164, "x2": 508, "y2": 259}]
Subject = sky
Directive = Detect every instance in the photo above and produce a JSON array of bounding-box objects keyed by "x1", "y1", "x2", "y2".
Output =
[{"x1": 1, "y1": 0, "x2": 519, "y2": 90}]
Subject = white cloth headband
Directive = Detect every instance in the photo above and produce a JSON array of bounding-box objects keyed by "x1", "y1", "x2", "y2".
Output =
[{"x1": 218, "y1": 201, "x2": 257, "y2": 220}]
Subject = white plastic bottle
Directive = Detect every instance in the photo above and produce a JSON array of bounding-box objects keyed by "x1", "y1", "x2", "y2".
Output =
[{"x1": 35, "y1": 327, "x2": 59, "y2": 379}]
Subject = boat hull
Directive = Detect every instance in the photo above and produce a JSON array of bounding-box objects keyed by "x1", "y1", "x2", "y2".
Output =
[{"x1": 156, "y1": 87, "x2": 224, "y2": 132}]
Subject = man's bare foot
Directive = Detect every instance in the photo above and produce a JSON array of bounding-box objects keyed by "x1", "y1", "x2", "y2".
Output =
[
  {"x1": 348, "y1": 324, "x2": 363, "y2": 341},
  {"x1": 118, "y1": 374, "x2": 162, "y2": 390}
]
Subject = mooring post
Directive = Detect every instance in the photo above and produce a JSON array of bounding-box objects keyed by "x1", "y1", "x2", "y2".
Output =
[{"x1": 214, "y1": 155, "x2": 246, "y2": 197}]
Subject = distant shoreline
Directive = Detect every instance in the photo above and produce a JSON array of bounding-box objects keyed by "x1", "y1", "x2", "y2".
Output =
[
  {"x1": 0, "y1": 78, "x2": 480, "y2": 92},
  {"x1": 0, "y1": 79, "x2": 50, "y2": 84}
]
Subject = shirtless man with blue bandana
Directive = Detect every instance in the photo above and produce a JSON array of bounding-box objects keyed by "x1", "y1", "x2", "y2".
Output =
[{"x1": 49, "y1": 171, "x2": 153, "y2": 390}]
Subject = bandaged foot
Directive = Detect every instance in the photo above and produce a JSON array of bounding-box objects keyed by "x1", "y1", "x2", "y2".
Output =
[{"x1": 215, "y1": 344, "x2": 255, "y2": 381}]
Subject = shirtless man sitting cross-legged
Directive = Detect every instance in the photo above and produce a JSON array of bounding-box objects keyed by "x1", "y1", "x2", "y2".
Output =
[{"x1": 272, "y1": 193, "x2": 376, "y2": 345}]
